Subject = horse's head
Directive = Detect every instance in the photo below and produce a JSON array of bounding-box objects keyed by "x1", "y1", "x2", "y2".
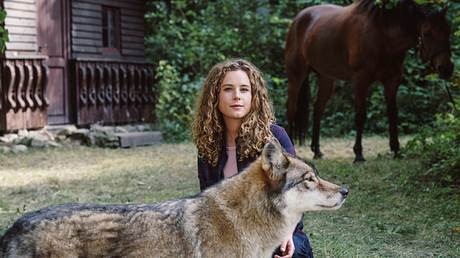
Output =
[{"x1": 419, "y1": 7, "x2": 453, "y2": 80}]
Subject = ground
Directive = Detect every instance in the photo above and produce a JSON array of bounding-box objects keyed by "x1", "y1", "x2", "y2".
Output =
[{"x1": 0, "y1": 135, "x2": 459, "y2": 257}]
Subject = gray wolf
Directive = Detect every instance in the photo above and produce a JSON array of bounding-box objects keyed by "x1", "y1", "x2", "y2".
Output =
[{"x1": 0, "y1": 140, "x2": 348, "y2": 257}]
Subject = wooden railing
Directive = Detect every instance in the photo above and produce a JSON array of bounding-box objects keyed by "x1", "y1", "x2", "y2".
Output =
[
  {"x1": 0, "y1": 57, "x2": 48, "y2": 131},
  {"x1": 73, "y1": 59, "x2": 156, "y2": 126}
]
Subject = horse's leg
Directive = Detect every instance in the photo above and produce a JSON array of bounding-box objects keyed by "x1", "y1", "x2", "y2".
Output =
[
  {"x1": 286, "y1": 60, "x2": 310, "y2": 144},
  {"x1": 311, "y1": 75, "x2": 335, "y2": 159},
  {"x1": 382, "y1": 76, "x2": 401, "y2": 158},
  {"x1": 353, "y1": 78, "x2": 372, "y2": 163}
]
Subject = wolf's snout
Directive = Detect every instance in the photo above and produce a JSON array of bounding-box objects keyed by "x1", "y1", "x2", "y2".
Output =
[{"x1": 339, "y1": 187, "x2": 349, "y2": 198}]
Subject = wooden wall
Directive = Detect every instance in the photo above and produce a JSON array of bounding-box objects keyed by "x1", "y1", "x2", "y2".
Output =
[
  {"x1": 1, "y1": 0, "x2": 152, "y2": 130},
  {"x1": 2, "y1": 0, "x2": 147, "y2": 60},
  {"x1": 3, "y1": 0, "x2": 38, "y2": 58},
  {"x1": 72, "y1": 0, "x2": 146, "y2": 61}
]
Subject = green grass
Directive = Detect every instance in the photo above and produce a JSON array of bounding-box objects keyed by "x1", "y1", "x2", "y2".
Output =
[
  {"x1": 305, "y1": 158, "x2": 460, "y2": 257},
  {"x1": 0, "y1": 136, "x2": 459, "y2": 257}
]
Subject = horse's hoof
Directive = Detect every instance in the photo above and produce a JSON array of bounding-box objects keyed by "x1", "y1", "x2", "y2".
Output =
[
  {"x1": 353, "y1": 156, "x2": 366, "y2": 164},
  {"x1": 393, "y1": 152, "x2": 402, "y2": 159},
  {"x1": 313, "y1": 152, "x2": 324, "y2": 159}
]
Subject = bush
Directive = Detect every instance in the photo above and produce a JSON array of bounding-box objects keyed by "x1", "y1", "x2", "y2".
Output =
[
  {"x1": 402, "y1": 4, "x2": 460, "y2": 185},
  {"x1": 0, "y1": 7, "x2": 8, "y2": 53},
  {"x1": 154, "y1": 61, "x2": 202, "y2": 142},
  {"x1": 404, "y1": 98, "x2": 460, "y2": 186}
]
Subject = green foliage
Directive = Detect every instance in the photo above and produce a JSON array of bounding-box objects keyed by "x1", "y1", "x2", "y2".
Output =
[
  {"x1": 155, "y1": 61, "x2": 201, "y2": 142},
  {"x1": 266, "y1": 76, "x2": 289, "y2": 126},
  {"x1": 145, "y1": 0, "x2": 305, "y2": 78},
  {"x1": 404, "y1": 98, "x2": 460, "y2": 186},
  {"x1": 402, "y1": 1, "x2": 460, "y2": 185},
  {"x1": 0, "y1": 7, "x2": 8, "y2": 53},
  {"x1": 146, "y1": 0, "x2": 460, "y2": 141}
]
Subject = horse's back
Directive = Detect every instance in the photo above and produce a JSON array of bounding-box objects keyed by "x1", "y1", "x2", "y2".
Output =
[
  {"x1": 295, "y1": 4, "x2": 345, "y2": 20},
  {"x1": 286, "y1": 4, "x2": 345, "y2": 62},
  {"x1": 287, "y1": 2, "x2": 369, "y2": 80}
]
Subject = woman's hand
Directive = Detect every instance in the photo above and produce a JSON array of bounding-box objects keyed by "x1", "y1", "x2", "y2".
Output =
[{"x1": 274, "y1": 237, "x2": 295, "y2": 258}]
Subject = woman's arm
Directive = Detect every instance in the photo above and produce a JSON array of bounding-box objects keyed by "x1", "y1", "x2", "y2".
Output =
[{"x1": 271, "y1": 125, "x2": 296, "y2": 156}]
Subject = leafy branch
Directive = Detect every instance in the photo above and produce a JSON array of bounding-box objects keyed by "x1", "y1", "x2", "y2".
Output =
[{"x1": 0, "y1": 7, "x2": 8, "y2": 53}]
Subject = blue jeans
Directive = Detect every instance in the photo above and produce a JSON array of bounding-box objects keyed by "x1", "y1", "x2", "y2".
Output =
[{"x1": 292, "y1": 231, "x2": 314, "y2": 258}]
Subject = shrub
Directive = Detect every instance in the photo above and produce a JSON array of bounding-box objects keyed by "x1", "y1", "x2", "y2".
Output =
[
  {"x1": 404, "y1": 98, "x2": 460, "y2": 186},
  {"x1": 154, "y1": 61, "x2": 202, "y2": 142},
  {"x1": 0, "y1": 7, "x2": 8, "y2": 53}
]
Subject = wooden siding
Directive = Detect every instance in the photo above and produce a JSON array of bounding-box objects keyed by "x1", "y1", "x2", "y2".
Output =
[
  {"x1": 3, "y1": 0, "x2": 38, "y2": 57},
  {"x1": 72, "y1": 0, "x2": 146, "y2": 61}
]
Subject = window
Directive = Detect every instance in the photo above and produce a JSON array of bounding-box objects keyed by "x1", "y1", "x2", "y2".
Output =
[{"x1": 102, "y1": 6, "x2": 120, "y2": 52}]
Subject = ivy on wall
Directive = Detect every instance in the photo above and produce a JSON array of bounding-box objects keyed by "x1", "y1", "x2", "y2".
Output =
[{"x1": 0, "y1": 7, "x2": 8, "y2": 53}]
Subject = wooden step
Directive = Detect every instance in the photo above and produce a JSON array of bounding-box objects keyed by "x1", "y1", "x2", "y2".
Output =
[{"x1": 115, "y1": 131, "x2": 163, "y2": 148}]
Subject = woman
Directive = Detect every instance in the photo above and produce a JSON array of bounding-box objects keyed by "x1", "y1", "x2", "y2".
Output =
[{"x1": 192, "y1": 59, "x2": 313, "y2": 258}]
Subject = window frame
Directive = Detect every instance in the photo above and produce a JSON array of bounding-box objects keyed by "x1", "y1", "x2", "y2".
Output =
[{"x1": 101, "y1": 5, "x2": 121, "y2": 55}]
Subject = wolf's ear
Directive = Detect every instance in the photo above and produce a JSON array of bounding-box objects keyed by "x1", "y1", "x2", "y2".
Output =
[{"x1": 261, "y1": 139, "x2": 289, "y2": 180}]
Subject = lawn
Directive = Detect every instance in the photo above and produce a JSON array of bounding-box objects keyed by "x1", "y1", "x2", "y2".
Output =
[{"x1": 0, "y1": 136, "x2": 459, "y2": 257}]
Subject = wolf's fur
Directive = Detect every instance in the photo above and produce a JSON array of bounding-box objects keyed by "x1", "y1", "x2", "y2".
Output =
[{"x1": 0, "y1": 140, "x2": 348, "y2": 258}]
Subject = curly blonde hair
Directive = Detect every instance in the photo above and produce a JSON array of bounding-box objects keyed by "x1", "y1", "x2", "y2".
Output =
[{"x1": 192, "y1": 59, "x2": 275, "y2": 166}]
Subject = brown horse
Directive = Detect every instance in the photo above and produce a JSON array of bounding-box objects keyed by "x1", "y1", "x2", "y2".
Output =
[{"x1": 285, "y1": 0, "x2": 453, "y2": 162}]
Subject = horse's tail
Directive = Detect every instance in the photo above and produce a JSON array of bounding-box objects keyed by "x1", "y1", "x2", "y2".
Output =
[
  {"x1": 285, "y1": 9, "x2": 312, "y2": 146},
  {"x1": 294, "y1": 77, "x2": 310, "y2": 145}
]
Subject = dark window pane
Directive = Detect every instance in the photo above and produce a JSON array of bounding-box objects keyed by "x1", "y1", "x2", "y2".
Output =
[
  {"x1": 101, "y1": 6, "x2": 120, "y2": 49},
  {"x1": 102, "y1": 7, "x2": 108, "y2": 47},
  {"x1": 103, "y1": 28, "x2": 108, "y2": 47}
]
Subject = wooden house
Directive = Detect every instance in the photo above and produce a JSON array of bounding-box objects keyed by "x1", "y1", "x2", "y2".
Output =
[{"x1": 0, "y1": 0, "x2": 155, "y2": 132}]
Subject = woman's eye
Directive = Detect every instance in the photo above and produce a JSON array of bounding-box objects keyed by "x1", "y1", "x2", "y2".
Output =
[
  {"x1": 241, "y1": 87, "x2": 250, "y2": 92},
  {"x1": 223, "y1": 87, "x2": 232, "y2": 92}
]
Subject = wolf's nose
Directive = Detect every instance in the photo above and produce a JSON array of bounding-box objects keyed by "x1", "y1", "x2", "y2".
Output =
[{"x1": 340, "y1": 187, "x2": 349, "y2": 198}]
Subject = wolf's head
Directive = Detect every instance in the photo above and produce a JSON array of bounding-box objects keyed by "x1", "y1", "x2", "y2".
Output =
[{"x1": 261, "y1": 139, "x2": 348, "y2": 213}]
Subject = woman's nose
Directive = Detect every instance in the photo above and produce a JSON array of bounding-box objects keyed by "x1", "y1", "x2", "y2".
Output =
[{"x1": 234, "y1": 90, "x2": 241, "y2": 100}]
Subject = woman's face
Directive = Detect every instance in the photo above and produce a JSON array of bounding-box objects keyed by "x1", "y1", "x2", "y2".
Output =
[{"x1": 218, "y1": 70, "x2": 252, "y2": 122}]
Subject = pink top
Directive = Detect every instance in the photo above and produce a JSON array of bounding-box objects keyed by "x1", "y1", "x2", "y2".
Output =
[{"x1": 223, "y1": 146, "x2": 238, "y2": 178}]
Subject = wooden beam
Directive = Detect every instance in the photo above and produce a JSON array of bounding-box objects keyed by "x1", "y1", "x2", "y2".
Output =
[
  {"x1": 5, "y1": 17, "x2": 36, "y2": 26},
  {"x1": 73, "y1": 38, "x2": 102, "y2": 47},
  {"x1": 7, "y1": 34, "x2": 36, "y2": 43},
  {"x1": 4, "y1": 1, "x2": 35, "y2": 11},
  {"x1": 5, "y1": 25, "x2": 36, "y2": 35},
  {"x1": 4, "y1": 9, "x2": 36, "y2": 19},
  {"x1": 72, "y1": 30, "x2": 102, "y2": 40},
  {"x1": 6, "y1": 42, "x2": 37, "y2": 51}
]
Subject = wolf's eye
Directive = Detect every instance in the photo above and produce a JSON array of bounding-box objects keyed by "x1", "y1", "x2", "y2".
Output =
[{"x1": 306, "y1": 177, "x2": 314, "y2": 182}]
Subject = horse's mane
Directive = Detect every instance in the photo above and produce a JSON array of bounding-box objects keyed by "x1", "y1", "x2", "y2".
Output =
[{"x1": 353, "y1": 0, "x2": 424, "y2": 33}]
